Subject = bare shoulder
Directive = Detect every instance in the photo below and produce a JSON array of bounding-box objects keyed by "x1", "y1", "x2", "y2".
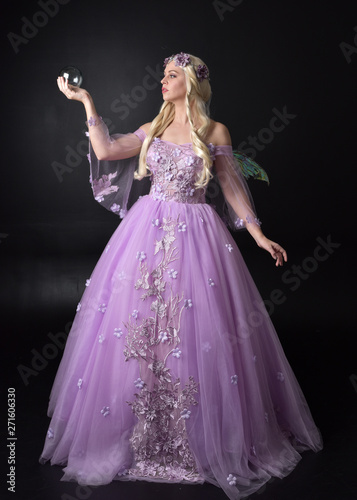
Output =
[
  {"x1": 207, "y1": 120, "x2": 232, "y2": 146},
  {"x1": 139, "y1": 122, "x2": 152, "y2": 134}
]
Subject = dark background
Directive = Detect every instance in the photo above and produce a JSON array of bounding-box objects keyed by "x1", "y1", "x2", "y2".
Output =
[{"x1": 1, "y1": 1, "x2": 356, "y2": 499}]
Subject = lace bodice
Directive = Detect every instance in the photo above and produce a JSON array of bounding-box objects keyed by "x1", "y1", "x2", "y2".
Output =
[{"x1": 147, "y1": 138, "x2": 214, "y2": 204}]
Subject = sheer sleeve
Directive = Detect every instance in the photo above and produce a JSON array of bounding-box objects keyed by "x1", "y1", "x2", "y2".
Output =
[
  {"x1": 206, "y1": 145, "x2": 262, "y2": 231},
  {"x1": 86, "y1": 117, "x2": 149, "y2": 218}
]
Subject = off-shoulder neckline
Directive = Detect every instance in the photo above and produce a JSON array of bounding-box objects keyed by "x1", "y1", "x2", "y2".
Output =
[{"x1": 136, "y1": 129, "x2": 231, "y2": 148}]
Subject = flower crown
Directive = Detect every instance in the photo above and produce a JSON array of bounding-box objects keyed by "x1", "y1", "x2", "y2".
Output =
[{"x1": 163, "y1": 52, "x2": 209, "y2": 82}]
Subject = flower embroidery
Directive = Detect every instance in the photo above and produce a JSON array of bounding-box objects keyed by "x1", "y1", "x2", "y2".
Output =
[
  {"x1": 95, "y1": 195, "x2": 104, "y2": 203},
  {"x1": 105, "y1": 244, "x2": 111, "y2": 253},
  {"x1": 85, "y1": 278, "x2": 91, "y2": 287},
  {"x1": 227, "y1": 474, "x2": 237, "y2": 486},
  {"x1": 119, "y1": 209, "x2": 127, "y2": 218},
  {"x1": 234, "y1": 217, "x2": 244, "y2": 229},
  {"x1": 277, "y1": 371, "x2": 285, "y2": 382},
  {"x1": 77, "y1": 378, "x2": 83, "y2": 389},
  {"x1": 153, "y1": 151, "x2": 161, "y2": 162},
  {"x1": 178, "y1": 222, "x2": 187, "y2": 232},
  {"x1": 152, "y1": 218, "x2": 160, "y2": 227},
  {"x1": 180, "y1": 409, "x2": 191, "y2": 419},
  {"x1": 184, "y1": 299, "x2": 193, "y2": 309},
  {"x1": 168, "y1": 269, "x2": 178, "y2": 279},
  {"x1": 98, "y1": 303, "x2": 107, "y2": 313},
  {"x1": 225, "y1": 243, "x2": 233, "y2": 253},
  {"x1": 172, "y1": 348, "x2": 182, "y2": 358},
  {"x1": 47, "y1": 428, "x2": 54, "y2": 439},
  {"x1": 98, "y1": 334, "x2": 105, "y2": 344},
  {"x1": 173, "y1": 148, "x2": 181, "y2": 157},
  {"x1": 185, "y1": 156, "x2": 194, "y2": 167},
  {"x1": 134, "y1": 378, "x2": 145, "y2": 389},
  {"x1": 101, "y1": 406, "x2": 110, "y2": 417},
  {"x1": 110, "y1": 203, "x2": 120, "y2": 213},
  {"x1": 132, "y1": 309, "x2": 139, "y2": 320},
  {"x1": 158, "y1": 331, "x2": 168, "y2": 343},
  {"x1": 208, "y1": 278, "x2": 215, "y2": 287},
  {"x1": 76, "y1": 303, "x2": 81, "y2": 312},
  {"x1": 136, "y1": 251, "x2": 147, "y2": 262},
  {"x1": 231, "y1": 374, "x2": 238, "y2": 385},
  {"x1": 114, "y1": 327, "x2": 123, "y2": 338}
]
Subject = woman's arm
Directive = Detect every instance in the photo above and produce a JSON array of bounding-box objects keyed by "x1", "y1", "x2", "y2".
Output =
[
  {"x1": 57, "y1": 77, "x2": 143, "y2": 161},
  {"x1": 212, "y1": 122, "x2": 287, "y2": 266}
]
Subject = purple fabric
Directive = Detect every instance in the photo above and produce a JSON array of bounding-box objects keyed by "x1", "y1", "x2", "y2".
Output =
[{"x1": 40, "y1": 136, "x2": 322, "y2": 499}]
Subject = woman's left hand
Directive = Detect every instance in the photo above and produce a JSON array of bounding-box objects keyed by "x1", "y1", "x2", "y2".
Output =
[{"x1": 255, "y1": 235, "x2": 287, "y2": 266}]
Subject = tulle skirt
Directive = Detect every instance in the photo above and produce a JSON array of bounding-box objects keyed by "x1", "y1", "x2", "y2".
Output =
[{"x1": 40, "y1": 195, "x2": 322, "y2": 500}]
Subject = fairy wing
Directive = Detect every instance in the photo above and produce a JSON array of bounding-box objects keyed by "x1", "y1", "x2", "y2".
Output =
[{"x1": 233, "y1": 151, "x2": 270, "y2": 185}]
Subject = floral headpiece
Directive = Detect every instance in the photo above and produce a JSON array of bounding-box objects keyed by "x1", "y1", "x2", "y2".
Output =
[{"x1": 163, "y1": 52, "x2": 209, "y2": 82}]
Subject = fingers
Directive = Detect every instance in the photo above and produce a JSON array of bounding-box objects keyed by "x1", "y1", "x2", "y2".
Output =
[
  {"x1": 270, "y1": 243, "x2": 287, "y2": 267},
  {"x1": 57, "y1": 76, "x2": 72, "y2": 99}
]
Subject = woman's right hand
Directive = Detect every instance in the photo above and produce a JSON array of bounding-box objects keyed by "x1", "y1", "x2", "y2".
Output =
[{"x1": 57, "y1": 76, "x2": 89, "y2": 103}]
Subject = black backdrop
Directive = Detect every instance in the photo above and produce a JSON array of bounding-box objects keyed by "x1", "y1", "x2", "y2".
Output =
[{"x1": 1, "y1": 1, "x2": 356, "y2": 498}]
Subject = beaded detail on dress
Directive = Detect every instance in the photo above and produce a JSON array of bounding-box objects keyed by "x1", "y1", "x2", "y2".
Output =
[{"x1": 147, "y1": 138, "x2": 211, "y2": 204}]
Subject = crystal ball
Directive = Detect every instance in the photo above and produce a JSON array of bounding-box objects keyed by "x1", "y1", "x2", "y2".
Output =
[{"x1": 59, "y1": 66, "x2": 83, "y2": 87}]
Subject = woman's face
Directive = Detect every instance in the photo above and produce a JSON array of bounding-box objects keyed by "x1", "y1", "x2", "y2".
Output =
[{"x1": 161, "y1": 61, "x2": 187, "y2": 103}]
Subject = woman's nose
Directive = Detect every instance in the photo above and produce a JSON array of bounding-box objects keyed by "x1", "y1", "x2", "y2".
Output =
[{"x1": 161, "y1": 76, "x2": 167, "y2": 84}]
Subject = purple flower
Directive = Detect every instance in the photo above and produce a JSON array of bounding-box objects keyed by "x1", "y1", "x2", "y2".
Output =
[
  {"x1": 98, "y1": 303, "x2": 107, "y2": 313},
  {"x1": 227, "y1": 474, "x2": 237, "y2": 486},
  {"x1": 172, "y1": 347, "x2": 182, "y2": 358},
  {"x1": 136, "y1": 251, "x2": 147, "y2": 262},
  {"x1": 231, "y1": 374, "x2": 238, "y2": 385},
  {"x1": 208, "y1": 278, "x2": 215, "y2": 287},
  {"x1": 77, "y1": 378, "x2": 83, "y2": 389},
  {"x1": 85, "y1": 278, "x2": 91, "y2": 287},
  {"x1": 196, "y1": 64, "x2": 209, "y2": 82},
  {"x1": 180, "y1": 408, "x2": 191, "y2": 419},
  {"x1": 234, "y1": 217, "x2": 245, "y2": 229},
  {"x1": 47, "y1": 428, "x2": 54, "y2": 439},
  {"x1": 88, "y1": 116, "x2": 97, "y2": 126},
  {"x1": 98, "y1": 334, "x2": 105, "y2": 344},
  {"x1": 225, "y1": 243, "x2": 233, "y2": 253},
  {"x1": 101, "y1": 406, "x2": 110, "y2": 417},
  {"x1": 184, "y1": 299, "x2": 193, "y2": 309},
  {"x1": 277, "y1": 371, "x2": 285, "y2": 382},
  {"x1": 76, "y1": 302, "x2": 81, "y2": 312},
  {"x1": 114, "y1": 328, "x2": 123, "y2": 338},
  {"x1": 168, "y1": 269, "x2": 178, "y2": 279},
  {"x1": 134, "y1": 378, "x2": 144, "y2": 389},
  {"x1": 174, "y1": 52, "x2": 191, "y2": 67},
  {"x1": 132, "y1": 309, "x2": 139, "y2": 319},
  {"x1": 185, "y1": 156, "x2": 194, "y2": 167},
  {"x1": 110, "y1": 203, "x2": 120, "y2": 213}
]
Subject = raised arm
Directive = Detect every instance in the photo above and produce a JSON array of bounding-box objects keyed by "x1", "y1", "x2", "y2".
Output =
[{"x1": 57, "y1": 77, "x2": 143, "y2": 160}]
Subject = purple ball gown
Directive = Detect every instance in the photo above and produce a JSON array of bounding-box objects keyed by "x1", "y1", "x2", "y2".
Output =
[{"x1": 40, "y1": 124, "x2": 322, "y2": 500}]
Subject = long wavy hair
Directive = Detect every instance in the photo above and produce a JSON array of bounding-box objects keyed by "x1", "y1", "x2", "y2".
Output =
[{"x1": 135, "y1": 54, "x2": 213, "y2": 188}]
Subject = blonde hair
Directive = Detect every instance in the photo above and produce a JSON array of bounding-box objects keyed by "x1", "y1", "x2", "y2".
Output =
[{"x1": 135, "y1": 54, "x2": 213, "y2": 188}]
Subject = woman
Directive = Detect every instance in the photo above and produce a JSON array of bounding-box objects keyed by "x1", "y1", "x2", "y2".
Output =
[{"x1": 40, "y1": 53, "x2": 322, "y2": 500}]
